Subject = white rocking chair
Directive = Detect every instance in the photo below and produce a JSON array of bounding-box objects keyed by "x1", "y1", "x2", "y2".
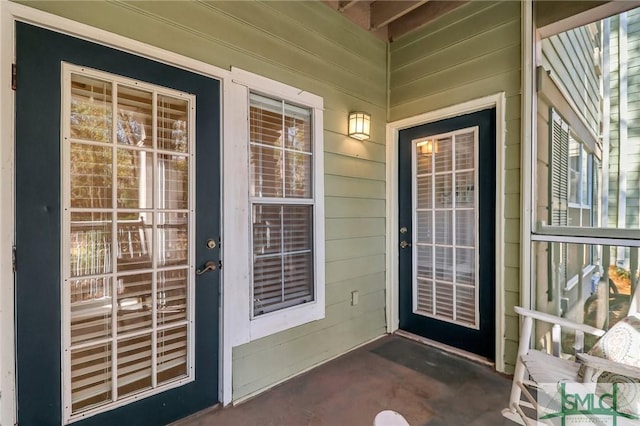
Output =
[{"x1": 502, "y1": 303, "x2": 640, "y2": 425}]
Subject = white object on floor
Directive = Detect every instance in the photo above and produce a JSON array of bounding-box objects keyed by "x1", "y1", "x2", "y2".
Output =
[{"x1": 373, "y1": 410, "x2": 410, "y2": 426}]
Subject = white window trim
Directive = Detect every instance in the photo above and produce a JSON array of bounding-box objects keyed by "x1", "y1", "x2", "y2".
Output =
[{"x1": 225, "y1": 67, "x2": 325, "y2": 344}]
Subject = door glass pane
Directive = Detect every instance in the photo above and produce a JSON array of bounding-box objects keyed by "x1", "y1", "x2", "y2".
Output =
[
  {"x1": 157, "y1": 269, "x2": 188, "y2": 326},
  {"x1": 70, "y1": 74, "x2": 112, "y2": 143},
  {"x1": 412, "y1": 129, "x2": 479, "y2": 328},
  {"x1": 64, "y1": 69, "x2": 195, "y2": 419},
  {"x1": 118, "y1": 86, "x2": 152, "y2": 147},
  {"x1": 158, "y1": 96, "x2": 189, "y2": 152},
  {"x1": 117, "y1": 148, "x2": 153, "y2": 209},
  {"x1": 157, "y1": 326, "x2": 188, "y2": 385},
  {"x1": 70, "y1": 143, "x2": 113, "y2": 209},
  {"x1": 70, "y1": 343, "x2": 112, "y2": 413},
  {"x1": 118, "y1": 334, "x2": 152, "y2": 397}
]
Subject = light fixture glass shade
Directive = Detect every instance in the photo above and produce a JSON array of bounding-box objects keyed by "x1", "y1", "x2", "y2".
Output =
[
  {"x1": 348, "y1": 112, "x2": 371, "y2": 140},
  {"x1": 417, "y1": 139, "x2": 439, "y2": 155}
]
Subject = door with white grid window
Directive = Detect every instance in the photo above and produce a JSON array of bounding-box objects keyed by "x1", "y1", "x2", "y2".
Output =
[
  {"x1": 398, "y1": 108, "x2": 496, "y2": 359},
  {"x1": 15, "y1": 24, "x2": 220, "y2": 425}
]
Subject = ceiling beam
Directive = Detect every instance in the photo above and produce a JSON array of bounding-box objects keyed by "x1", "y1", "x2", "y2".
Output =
[
  {"x1": 387, "y1": 1, "x2": 467, "y2": 41},
  {"x1": 339, "y1": 0, "x2": 359, "y2": 12},
  {"x1": 370, "y1": 1, "x2": 429, "y2": 30}
]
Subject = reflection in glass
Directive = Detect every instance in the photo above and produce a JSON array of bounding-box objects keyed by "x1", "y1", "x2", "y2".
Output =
[
  {"x1": 158, "y1": 95, "x2": 188, "y2": 152},
  {"x1": 70, "y1": 277, "x2": 112, "y2": 345},
  {"x1": 117, "y1": 85, "x2": 152, "y2": 148},
  {"x1": 70, "y1": 143, "x2": 113, "y2": 209},
  {"x1": 157, "y1": 269, "x2": 188, "y2": 326},
  {"x1": 157, "y1": 212, "x2": 188, "y2": 267},
  {"x1": 117, "y1": 148, "x2": 152, "y2": 209},
  {"x1": 117, "y1": 273, "x2": 152, "y2": 334},
  {"x1": 250, "y1": 145, "x2": 282, "y2": 197},
  {"x1": 117, "y1": 213, "x2": 152, "y2": 272},
  {"x1": 158, "y1": 154, "x2": 188, "y2": 210},
  {"x1": 70, "y1": 74, "x2": 112, "y2": 143},
  {"x1": 70, "y1": 212, "x2": 112, "y2": 277},
  {"x1": 285, "y1": 151, "x2": 311, "y2": 198}
]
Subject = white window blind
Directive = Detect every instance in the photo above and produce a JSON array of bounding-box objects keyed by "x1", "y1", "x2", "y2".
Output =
[{"x1": 249, "y1": 93, "x2": 314, "y2": 316}]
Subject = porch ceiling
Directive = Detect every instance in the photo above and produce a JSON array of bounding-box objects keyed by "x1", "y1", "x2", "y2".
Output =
[{"x1": 322, "y1": 0, "x2": 468, "y2": 42}]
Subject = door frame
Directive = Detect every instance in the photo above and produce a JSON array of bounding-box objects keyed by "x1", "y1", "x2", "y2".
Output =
[
  {"x1": 0, "y1": 3, "x2": 234, "y2": 424},
  {"x1": 385, "y1": 93, "x2": 507, "y2": 372}
]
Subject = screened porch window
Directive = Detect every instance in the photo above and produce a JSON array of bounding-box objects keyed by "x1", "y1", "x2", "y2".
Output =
[{"x1": 249, "y1": 93, "x2": 315, "y2": 316}]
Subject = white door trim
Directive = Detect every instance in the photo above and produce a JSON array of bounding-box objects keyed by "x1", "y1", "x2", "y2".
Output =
[
  {"x1": 0, "y1": 4, "x2": 233, "y2": 425},
  {"x1": 385, "y1": 93, "x2": 507, "y2": 372}
]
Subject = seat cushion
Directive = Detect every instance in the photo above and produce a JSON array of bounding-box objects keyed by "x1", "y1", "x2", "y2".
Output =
[
  {"x1": 589, "y1": 314, "x2": 640, "y2": 368},
  {"x1": 580, "y1": 314, "x2": 640, "y2": 417}
]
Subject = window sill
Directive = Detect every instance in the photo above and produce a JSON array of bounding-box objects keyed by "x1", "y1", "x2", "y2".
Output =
[{"x1": 249, "y1": 300, "x2": 324, "y2": 341}]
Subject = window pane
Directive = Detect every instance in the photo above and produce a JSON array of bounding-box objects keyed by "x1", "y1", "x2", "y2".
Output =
[
  {"x1": 284, "y1": 151, "x2": 311, "y2": 198},
  {"x1": 253, "y1": 256, "x2": 283, "y2": 315},
  {"x1": 117, "y1": 213, "x2": 152, "y2": 272},
  {"x1": 533, "y1": 241, "x2": 634, "y2": 351},
  {"x1": 70, "y1": 74, "x2": 112, "y2": 143},
  {"x1": 157, "y1": 325, "x2": 188, "y2": 385},
  {"x1": 250, "y1": 145, "x2": 283, "y2": 197},
  {"x1": 117, "y1": 334, "x2": 152, "y2": 397},
  {"x1": 70, "y1": 143, "x2": 113, "y2": 209},
  {"x1": 284, "y1": 253, "x2": 313, "y2": 303},
  {"x1": 158, "y1": 95, "x2": 189, "y2": 152},
  {"x1": 70, "y1": 212, "x2": 112, "y2": 277},
  {"x1": 70, "y1": 277, "x2": 112, "y2": 345},
  {"x1": 117, "y1": 85, "x2": 152, "y2": 148},
  {"x1": 253, "y1": 205, "x2": 282, "y2": 255},
  {"x1": 157, "y1": 212, "x2": 188, "y2": 267},
  {"x1": 158, "y1": 154, "x2": 188, "y2": 210},
  {"x1": 117, "y1": 148, "x2": 153, "y2": 209},
  {"x1": 157, "y1": 269, "x2": 188, "y2": 326},
  {"x1": 250, "y1": 95, "x2": 283, "y2": 147},
  {"x1": 284, "y1": 105, "x2": 311, "y2": 152},
  {"x1": 455, "y1": 131, "x2": 474, "y2": 170},
  {"x1": 117, "y1": 273, "x2": 152, "y2": 334},
  {"x1": 253, "y1": 220, "x2": 313, "y2": 316},
  {"x1": 71, "y1": 343, "x2": 112, "y2": 413},
  {"x1": 416, "y1": 175, "x2": 432, "y2": 209},
  {"x1": 283, "y1": 205, "x2": 312, "y2": 252}
]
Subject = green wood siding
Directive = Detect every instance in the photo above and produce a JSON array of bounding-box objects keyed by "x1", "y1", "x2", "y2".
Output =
[
  {"x1": 609, "y1": 11, "x2": 640, "y2": 229},
  {"x1": 541, "y1": 25, "x2": 601, "y2": 139},
  {"x1": 17, "y1": 0, "x2": 388, "y2": 401},
  {"x1": 389, "y1": 0, "x2": 521, "y2": 373}
]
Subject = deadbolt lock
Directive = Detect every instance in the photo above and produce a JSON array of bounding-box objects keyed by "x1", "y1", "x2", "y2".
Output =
[
  {"x1": 400, "y1": 226, "x2": 408, "y2": 234},
  {"x1": 206, "y1": 239, "x2": 217, "y2": 249}
]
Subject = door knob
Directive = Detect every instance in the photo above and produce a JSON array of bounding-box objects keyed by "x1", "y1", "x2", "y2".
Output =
[
  {"x1": 196, "y1": 260, "x2": 217, "y2": 275},
  {"x1": 399, "y1": 241, "x2": 412, "y2": 249}
]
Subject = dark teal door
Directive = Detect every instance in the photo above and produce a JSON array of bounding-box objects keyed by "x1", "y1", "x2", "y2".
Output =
[
  {"x1": 398, "y1": 108, "x2": 496, "y2": 360},
  {"x1": 16, "y1": 23, "x2": 220, "y2": 425}
]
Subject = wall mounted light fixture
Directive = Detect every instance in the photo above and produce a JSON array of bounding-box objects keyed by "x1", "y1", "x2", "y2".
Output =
[
  {"x1": 348, "y1": 112, "x2": 371, "y2": 141},
  {"x1": 417, "y1": 139, "x2": 439, "y2": 155}
]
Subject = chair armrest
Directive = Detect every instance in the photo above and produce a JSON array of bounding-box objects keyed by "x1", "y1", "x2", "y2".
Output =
[
  {"x1": 515, "y1": 306, "x2": 606, "y2": 337},
  {"x1": 577, "y1": 353, "x2": 640, "y2": 380}
]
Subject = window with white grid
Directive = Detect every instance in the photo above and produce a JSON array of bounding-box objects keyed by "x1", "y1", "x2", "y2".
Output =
[
  {"x1": 62, "y1": 64, "x2": 195, "y2": 422},
  {"x1": 412, "y1": 128, "x2": 480, "y2": 329},
  {"x1": 249, "y1": 93, "x2": 315, "y2": 316}
]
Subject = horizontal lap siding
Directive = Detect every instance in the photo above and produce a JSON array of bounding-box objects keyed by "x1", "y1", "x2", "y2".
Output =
[
  {"x1": 389, "y1": 0, "x2": 521, "y2": 373},
  {"x1": 18, "y1": 0, "x2": 388, "y2": 401}
]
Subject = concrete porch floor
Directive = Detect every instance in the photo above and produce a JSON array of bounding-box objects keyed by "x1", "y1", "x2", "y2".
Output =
[{"x1": 176, "y1": 335, "x2": 516, "y2": 426}]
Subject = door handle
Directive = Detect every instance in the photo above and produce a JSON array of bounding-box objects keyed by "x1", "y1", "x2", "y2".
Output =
[
  {"x1": 196, "y1": 260, "x2": 217, "y2": 275},
  {"x1": 400, "y1": 241, "x2": 412, "y2": 249}
]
